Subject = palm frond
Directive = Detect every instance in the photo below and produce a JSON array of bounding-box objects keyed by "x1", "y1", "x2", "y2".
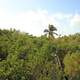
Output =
[
  {"x1": 44, "y1": 29, "x2": 49, "y2": 32},
  {"x1": 53, "y1": 32, "x2": 58, "y2": 35},
  {"x1": 49, "y1": 24, "x2": 57, "y2": 31}
]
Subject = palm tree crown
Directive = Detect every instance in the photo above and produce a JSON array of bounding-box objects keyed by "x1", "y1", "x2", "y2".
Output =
[{"x1": 44, "y1": 24, "x2": 58, "y2": 38}]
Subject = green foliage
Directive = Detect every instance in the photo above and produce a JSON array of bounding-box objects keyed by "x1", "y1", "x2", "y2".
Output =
[
  {"x1": 44, "y1": 24, "x2": 58, "y2": 39},
  {"x1": 0, "y1": 29, "x2": 80, "y2": 80},
  {"x1": 64, "y1": 52, "x2": 80, "y2": 80}
]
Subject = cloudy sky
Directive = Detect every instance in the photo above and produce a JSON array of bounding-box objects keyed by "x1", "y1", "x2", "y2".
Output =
[{"x1": 0, "y1": 0, "x2": 80, "y2": 36}]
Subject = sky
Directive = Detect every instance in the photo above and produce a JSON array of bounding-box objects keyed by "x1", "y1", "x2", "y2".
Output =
[{"x1": 0, "y1": 0, "x2": 80, "y2": 36}]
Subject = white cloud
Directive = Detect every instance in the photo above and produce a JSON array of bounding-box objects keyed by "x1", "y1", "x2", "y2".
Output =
[
  {"x1": 69, "y1": 14, "x2": 80, "y2": 34},
  {"x1": 70, "y1": 14, "x2": 80, "y2": 27},
  {"x1": 0, "y1": 9, "x2": 60, "y2": 36},
  {"x1": 52, "y1": 13, "x2": 72, "y2": 20},
  {"x1": 0, "y1": 8, "x2": 80, "y2": 36}
]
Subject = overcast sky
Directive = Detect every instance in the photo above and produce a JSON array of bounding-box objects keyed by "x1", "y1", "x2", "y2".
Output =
[{"x1": 0, "y1": 0, "x2": 80, "y2": 36}]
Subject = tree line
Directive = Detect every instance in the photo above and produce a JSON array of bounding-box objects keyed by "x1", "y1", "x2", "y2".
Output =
[{"x1": 0, "y1": 25, "x2": 80, "y2": 80}]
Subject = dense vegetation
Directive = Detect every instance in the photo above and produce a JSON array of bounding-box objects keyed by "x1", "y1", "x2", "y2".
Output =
[{"x1": 0, "y1": 27, "x2": 80, "y2": 80}]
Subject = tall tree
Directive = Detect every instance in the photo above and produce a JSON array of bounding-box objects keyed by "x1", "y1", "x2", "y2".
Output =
[{"x1": 44, "y1": 24, "x2": 58, "y2": 39}]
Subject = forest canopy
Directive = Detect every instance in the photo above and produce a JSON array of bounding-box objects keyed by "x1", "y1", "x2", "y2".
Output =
[{"x1": 0, "y1": 27, "x2": 80, "y2": 80}]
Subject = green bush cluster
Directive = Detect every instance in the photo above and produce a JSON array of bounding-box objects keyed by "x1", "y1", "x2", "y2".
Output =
[{"x1": 0, "y1": 29, "x2": 80, "y2": 80}]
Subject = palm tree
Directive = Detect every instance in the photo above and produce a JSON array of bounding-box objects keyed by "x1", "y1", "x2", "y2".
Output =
[{"x1": 44, "y1": 24, "x2": 58, "y2": 39}]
